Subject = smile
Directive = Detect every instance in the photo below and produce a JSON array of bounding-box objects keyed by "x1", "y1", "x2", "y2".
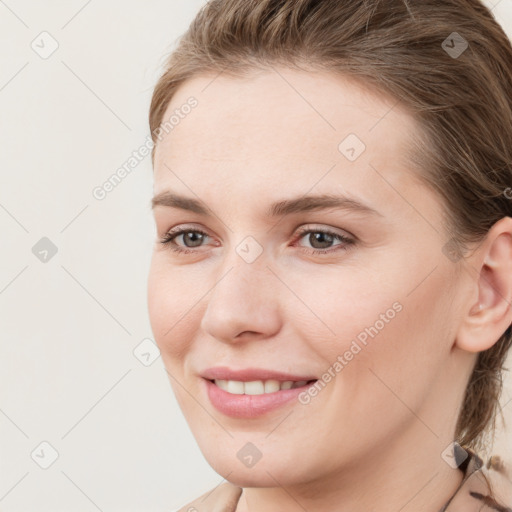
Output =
[
  {"x1": 212, "y1": 379, "x2": 315, "y2": 394},
  {"x1": 204, "y1": 377, "x2": 318, "y2": 418}
]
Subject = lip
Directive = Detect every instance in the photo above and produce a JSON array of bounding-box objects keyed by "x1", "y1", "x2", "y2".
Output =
[
  {"x1": 203, "y1": 379, "x2": 317, "y2": 418},
  {"x1": 200, "y1": 366, "x2": 318, "y2": 418},
  {"x1": 200, "y1": 366, "x2": 317, "y2": 382}
]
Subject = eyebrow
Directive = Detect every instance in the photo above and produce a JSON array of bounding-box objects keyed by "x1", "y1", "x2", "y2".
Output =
[{"x1": 151, "y1": 191, "x2": 383, "y2": 218}]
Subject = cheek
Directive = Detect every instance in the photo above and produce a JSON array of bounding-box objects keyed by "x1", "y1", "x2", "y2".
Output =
[
  {"x1": 288, "y1": 261, "x2": 451, "y2": 407},
  {"x1": 147, "y1": 255, "x2": 202, "y2": 359},
  {"x1": 286, "y1": 266, "x2": 402, "y2": 358},
  {"x1": 147, "y1": 259, "x2": 203, "y2": 413}
]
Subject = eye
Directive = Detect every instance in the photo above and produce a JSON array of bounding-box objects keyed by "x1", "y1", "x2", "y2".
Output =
[
  {"x1": 292, "y1": 226, "x2": 355, "y2": 255},
  {"x1": 158, "y1": 225, "x2": 355, "y2": 256},
  {"x1": 159, "y1": 227, "x2": 212, "y2": 254}
]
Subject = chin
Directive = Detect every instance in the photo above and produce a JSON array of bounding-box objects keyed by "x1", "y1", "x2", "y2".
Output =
[
  {"x1": 204, "y1": 451, "x2": 309, "y2": 488},
  {"x1": 217, "y1": 467, "x2": 292, "y2": 488}
]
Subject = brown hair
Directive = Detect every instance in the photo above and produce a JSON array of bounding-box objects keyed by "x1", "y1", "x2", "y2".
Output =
[{"x1": 149, "y1": 0, "x2": 512, "y2": 453}]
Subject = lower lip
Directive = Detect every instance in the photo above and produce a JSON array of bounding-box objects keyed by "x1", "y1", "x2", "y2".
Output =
[{"x1": 204, "y1": 379, "x2": 317, "y2": 418}]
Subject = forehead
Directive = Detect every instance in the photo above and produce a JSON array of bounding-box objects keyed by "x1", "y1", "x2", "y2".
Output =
[
  {"x1": 155, "y1": 68, "x2": 415, "y2": 157},
  {"x1": 152, "y1": 68, "x2": 431, "y2": 220}
]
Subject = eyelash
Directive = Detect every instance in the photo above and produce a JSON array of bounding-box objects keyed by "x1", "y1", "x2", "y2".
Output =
[{"x1": 158, "y1": 226, "x2": 355, "y2": 256}]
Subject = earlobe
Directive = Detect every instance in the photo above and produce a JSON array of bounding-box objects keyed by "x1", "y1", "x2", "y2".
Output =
[{"x1": 455, "y1": 217, "x2": 512, "y2": 354}]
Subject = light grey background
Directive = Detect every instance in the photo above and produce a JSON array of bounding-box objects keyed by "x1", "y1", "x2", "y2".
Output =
[{"x1": 0, "y1": 1, "x2": 511, "y2": 510}]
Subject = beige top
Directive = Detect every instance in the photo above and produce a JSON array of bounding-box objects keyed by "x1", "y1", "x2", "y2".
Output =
[{"x1": 174, "y1": 449, "x2": 511, "y2": 512}]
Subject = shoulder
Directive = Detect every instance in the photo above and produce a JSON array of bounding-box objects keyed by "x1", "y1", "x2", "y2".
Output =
[
  {"x1": 173, "y1": 482, "x2": 243, "y2": 512},
  {"x1": 447, "y1": 449, "x2": 512, "y2": 511}
]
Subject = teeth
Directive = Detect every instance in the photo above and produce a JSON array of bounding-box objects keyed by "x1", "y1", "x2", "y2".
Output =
[
  {"x1": 226, "y1": 380, "x2": 244, "y2": 394},
  {"x1": 244, "y1": 381, "x2": 265, "y2": 395},
  {"x1": 213, "y1": 379, "x2": 311, "y2": 395},
  {"x1": 264, "y1": 380, "x2": 280, "y2": 393}
]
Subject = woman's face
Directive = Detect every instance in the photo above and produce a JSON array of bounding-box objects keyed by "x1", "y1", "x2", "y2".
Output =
[{"x1": 148, "y1": 68, "x2": 473, "y2": 487}]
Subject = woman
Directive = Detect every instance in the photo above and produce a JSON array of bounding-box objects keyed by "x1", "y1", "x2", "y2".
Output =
[{"x1": 147, "y1": 0, "x2": 512, "y2": 510}]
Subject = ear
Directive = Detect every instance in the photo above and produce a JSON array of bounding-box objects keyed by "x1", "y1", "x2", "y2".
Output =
[{"x1": 455, "y1": 216, "x2": 512, "y2": 353}]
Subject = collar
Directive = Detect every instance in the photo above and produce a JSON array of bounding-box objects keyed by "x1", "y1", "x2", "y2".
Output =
[{"x1": 439, "y1": 446, "x2": 511, "y2": 512}]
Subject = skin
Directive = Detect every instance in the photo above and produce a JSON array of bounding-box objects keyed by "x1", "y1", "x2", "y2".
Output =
[{"x1": 147, "y1": 67, "x2": 512, "y2": 512}]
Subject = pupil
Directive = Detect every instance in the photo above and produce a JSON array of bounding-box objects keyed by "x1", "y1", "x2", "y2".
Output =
[
  {"x1": 185, "y1": 232, "x2": 203, "y2": 247},
  {"x1": 310, "y1": 232, "x2": 333, "y2": 249}
]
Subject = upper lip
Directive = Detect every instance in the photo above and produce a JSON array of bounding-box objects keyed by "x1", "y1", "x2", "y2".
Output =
[{"x1": 201, "y1": 366, "x2": 318, "y2": 382}]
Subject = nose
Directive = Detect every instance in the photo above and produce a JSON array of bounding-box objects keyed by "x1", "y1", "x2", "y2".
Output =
[{"x1": 199, "y1": 255, "x2": 282, "y2": 344}]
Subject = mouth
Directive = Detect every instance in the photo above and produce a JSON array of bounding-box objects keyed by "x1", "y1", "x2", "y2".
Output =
[
  {"x1": 202, "y1": 375, "x2": 319, "y2": 418},
  {"x1": 207, "y1": 378, "x2": 317, "y2": 394}
]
